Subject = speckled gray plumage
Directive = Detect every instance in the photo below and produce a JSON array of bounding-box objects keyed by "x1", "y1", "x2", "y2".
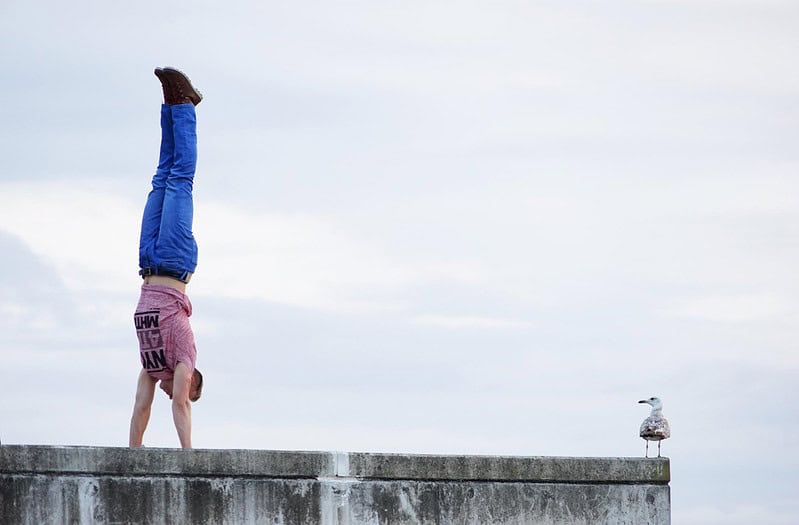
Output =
[
  {"x1": 640, "y1": 414, "x2": 671, "y2": 441},
  {"x1": 638, "y1": 396, "x2": 670, "y2": 457}
]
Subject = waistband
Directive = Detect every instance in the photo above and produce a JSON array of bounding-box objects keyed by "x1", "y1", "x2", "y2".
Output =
[{"x1": 139, "y1": 267, "x2": 193, "y2": 284}]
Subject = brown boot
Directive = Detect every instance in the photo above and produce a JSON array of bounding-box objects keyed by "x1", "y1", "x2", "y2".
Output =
[
  {"x1": 160, "y1": 67, "x2": 203, "y2": 106},
  {"x1": 153, "y1": 67, "x2": 175, "y2": 104}
]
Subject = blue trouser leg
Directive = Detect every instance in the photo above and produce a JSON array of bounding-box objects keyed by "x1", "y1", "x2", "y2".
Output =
[
  {"x1": 139, "y1": 105, "x2": 173, "y2": 270},
  {"x1": 138, "y1": 103, "x2": 198, "y2": 279}
]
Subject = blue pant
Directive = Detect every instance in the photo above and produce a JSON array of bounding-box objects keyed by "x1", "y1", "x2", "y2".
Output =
[{"x1": 138, "y1": 103, "x2": 198, "y2": 281}]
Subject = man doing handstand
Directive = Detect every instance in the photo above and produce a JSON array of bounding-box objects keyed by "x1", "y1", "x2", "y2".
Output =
[{"x1": 129, "y1": 67, "x2": 204, "y2": 449}]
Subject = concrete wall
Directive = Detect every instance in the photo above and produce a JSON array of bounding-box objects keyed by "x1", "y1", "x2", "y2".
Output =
[{"x1": 0, "y1": 445, "x2": 670, "y2": 524}]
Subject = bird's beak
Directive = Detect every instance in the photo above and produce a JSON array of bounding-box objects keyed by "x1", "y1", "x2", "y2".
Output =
[{"x1": 638, "y1": 400, "x2": 647, "y2": 404}]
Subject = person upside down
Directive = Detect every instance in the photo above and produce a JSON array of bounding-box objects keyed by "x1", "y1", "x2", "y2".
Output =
[{"x1": 129, "y1": 67, "x2": 204, "y2": 449}]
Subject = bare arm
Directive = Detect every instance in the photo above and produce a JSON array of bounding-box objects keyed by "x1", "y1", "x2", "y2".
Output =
[
  {"x1": 129, "y1": 369, "x2": 156, "y2": 448},
  {"x1": 171, "y1": 362, "x2": 194, "y2": 449}
]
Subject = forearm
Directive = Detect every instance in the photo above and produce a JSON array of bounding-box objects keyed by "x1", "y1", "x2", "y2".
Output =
[
  {"x1": 129, "y1": 407, "x2": 151, "y2": 448},
  {"x1": 172, "y1": 399, "x2": 192, "y2": 449},
  {"x1": 130, "y1": 370, "x2": 156, "y2": 448}
]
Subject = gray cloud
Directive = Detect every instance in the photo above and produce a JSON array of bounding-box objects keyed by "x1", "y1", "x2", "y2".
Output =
[{"x1": 1, "y1": 1, "x2": 798, "y2": 522}]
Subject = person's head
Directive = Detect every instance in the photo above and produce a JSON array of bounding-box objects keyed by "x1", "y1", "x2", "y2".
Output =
[
  {"x1": 159, "y1": 368, "x2": 204, "y2": 402},
  {"x1": 190, "y1": 368, "x2": 203, "y2": 402}
]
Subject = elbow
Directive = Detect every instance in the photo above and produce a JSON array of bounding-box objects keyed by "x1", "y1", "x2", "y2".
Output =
[
  {"x1": 172, "y1": 397, "x2": 191, "y2": 414},
  {"x1": 134, "y1": 400, "x2": 151, "y2": 413},
  {"x1": 131, "y1": 403, "x2": 151, "y2": 420}
]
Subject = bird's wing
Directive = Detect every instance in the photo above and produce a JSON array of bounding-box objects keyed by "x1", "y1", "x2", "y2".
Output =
[{"x1": 640, "y1": 416, "x2": 670, "y2": 439}]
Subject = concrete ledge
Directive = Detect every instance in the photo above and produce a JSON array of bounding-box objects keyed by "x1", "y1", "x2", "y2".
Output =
[
  {"x1": 348, "y1": 452, "x2": 670, "y2": 483},
  {"x1": 0, "y1": 445, "x2": 671, "y2": 524},
  {"x1": 0, "y1": 445, "x2": 335, "y2": 478},
  {"x1": 0, "y1": 445, "x2": 669, "y2": 483}
]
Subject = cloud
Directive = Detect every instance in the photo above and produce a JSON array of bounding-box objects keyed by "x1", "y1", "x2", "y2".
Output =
[
  {"x1": 676, "y1": 504, "x2": 799, "y2": 525},
  {"x1": 0, "y1": 180, "x2": 479, "y2": 314},
  {"x1": 192, "y1": 201, "x2": 419, "y2": 311},
  {"x1": 2, "y1": 1, "x2": 799, "y2": 521},
  {"x1": 413, "y1": 314, "x2": 530, "y2": 330},
  {"x1": 0, "y1": 180, "x2": 140, "y2": 290},
  {"x1": 668, "y1": 293, "x2": 795, "y2": 323}
]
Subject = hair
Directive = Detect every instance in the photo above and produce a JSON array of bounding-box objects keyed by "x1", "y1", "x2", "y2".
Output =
[{"x1": 190, "y1": 368, "x2": 204, "y2": 402}]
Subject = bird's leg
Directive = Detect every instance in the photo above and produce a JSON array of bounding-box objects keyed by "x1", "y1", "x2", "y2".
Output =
[
  {"x1": 657, "y1": 441, "x2": 661, "y2": 458},
  {"x1": 645, "y1": 441, "x2": 649, "y2": 458}
]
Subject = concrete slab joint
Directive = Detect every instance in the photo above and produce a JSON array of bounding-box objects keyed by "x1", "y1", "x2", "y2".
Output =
[
  {"x1": 0, "y1": 445, "x2": 670, "y2": 524},
  {"x1": 318, "y1": 452, "x2": 360, "y2": 525}
]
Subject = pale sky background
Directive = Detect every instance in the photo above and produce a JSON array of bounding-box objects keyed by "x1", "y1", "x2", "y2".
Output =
[{"x1": 1, "y1": 1, "x2": 798, "y2": 523}]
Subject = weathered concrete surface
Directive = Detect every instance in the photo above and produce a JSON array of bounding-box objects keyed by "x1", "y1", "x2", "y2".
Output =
[
  {"x1": 348, "y1": 452, "x2": 670, "y2": 483},
  {"x1": 0, "y1": 445, "x2": 670, "y2": 524}
]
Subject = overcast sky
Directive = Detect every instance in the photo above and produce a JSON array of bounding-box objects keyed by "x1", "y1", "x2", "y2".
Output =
[{"x1": 1, "y1": 1, "x2": 798, "y2": 523}]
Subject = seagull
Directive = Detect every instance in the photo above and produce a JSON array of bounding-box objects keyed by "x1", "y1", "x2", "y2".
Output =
[{"x1": 638, "y1": 396, "x2": 670, "y2": 458}]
